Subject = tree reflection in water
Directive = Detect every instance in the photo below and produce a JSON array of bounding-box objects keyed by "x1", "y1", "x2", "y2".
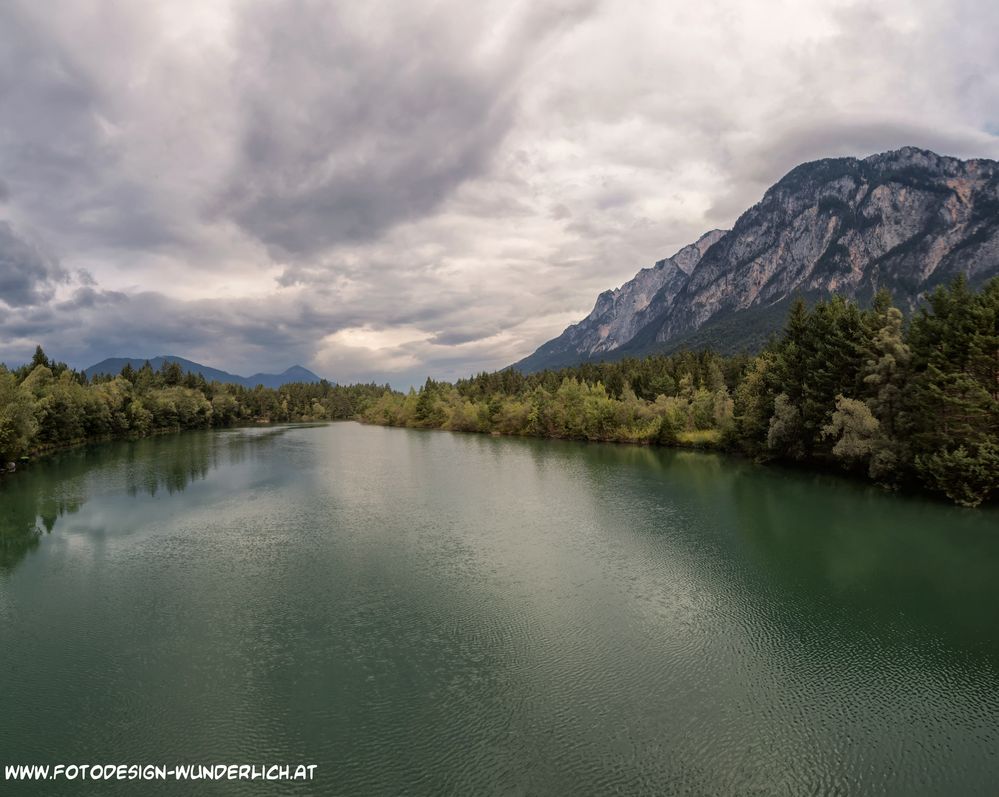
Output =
[{"x1": 0, "y1": 426, "x2": 294, "y2": 572}]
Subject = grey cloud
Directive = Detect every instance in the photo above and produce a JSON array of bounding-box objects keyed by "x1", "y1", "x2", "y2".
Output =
[
  {"x1": 0, "y1": 2, "x2": 234, "y2": 258},
  {"x1": 214, "y1": 1, "x2": 597, "y2": 257},
  {"x1": 52, "y1": 285, "x2": 126, "y2": 312},
  {"x1": 0, "y1": 281, "x2": 412, "y2": 373},
  {"x1": 0, "y1": 221, "x2": 68, "y2": 307},
  {"x1": 76, "y1": 269, "x2": 97, "y2": 286},
  {"x1": 1, "y1": 289, "x2": 316, "y2": 373},
  {"x1": 0, "y1": 264, "x2": 535, "y2": 386},
  {"x1": 429, "y1": 326, "x2": 500, "y2": 347},
  {"x1": 0, "y1": 5, "x2": 123, "y2": 245}
]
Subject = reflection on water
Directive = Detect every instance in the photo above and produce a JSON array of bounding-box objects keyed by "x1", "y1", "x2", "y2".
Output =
[
  {"x1": 0, "y1": 426, "x2": 296, "y2": 572},
  {"x1": 1, "y1": 423, "x2": 998, "y2": 796},
  {"x1": 492, "y1": 434, "x2": 999, "y2": 662}
]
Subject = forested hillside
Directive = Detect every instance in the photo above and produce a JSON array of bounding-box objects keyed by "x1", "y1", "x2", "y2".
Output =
[{"x1": 365, "y1": 277, "x2": 999, "y2": 506}]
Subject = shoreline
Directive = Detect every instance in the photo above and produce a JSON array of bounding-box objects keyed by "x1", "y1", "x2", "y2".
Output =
[
  {"x1": 357, "y1": 419, "x2": 991, "y2": 509},
  {"x1": 0, "y1": 419, "x2": 335, "y2": 483}
]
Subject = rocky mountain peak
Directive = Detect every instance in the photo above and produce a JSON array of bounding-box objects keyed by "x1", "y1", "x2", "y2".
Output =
[{"x1": 515, "y1": 147, "x2": 999, "y2": 372}]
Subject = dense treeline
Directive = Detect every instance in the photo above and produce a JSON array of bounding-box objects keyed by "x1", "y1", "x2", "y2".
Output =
[
  {"x1": 363, "y1": 277, "x2": 999, "y2": 506},
  {"x1": 0, "y1": 350, "x2": 385, "y2": 465}
]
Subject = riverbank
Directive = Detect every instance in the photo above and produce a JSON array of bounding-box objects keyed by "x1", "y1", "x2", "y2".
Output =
[{"x1": 358, "y1": 417, "x2": 928, "y2": 505}]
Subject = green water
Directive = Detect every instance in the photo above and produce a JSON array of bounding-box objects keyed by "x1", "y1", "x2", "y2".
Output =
[{"x1": 1, "y1": 423, "x2": 998, "y2": 795}]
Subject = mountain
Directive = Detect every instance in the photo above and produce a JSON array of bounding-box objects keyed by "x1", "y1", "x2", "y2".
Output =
[
  {"x1": 243, "y1": 365, "x2": 324, "y2": 389},
  {"x1": 516, "y1": 230, "x2": 726, "y2": 372},
  {"x1": 84, "y1": 355, "x2": 324, "y2": 388},
  {"x1": 516, "y1": 147, "x2": 999, "y2": 371}
]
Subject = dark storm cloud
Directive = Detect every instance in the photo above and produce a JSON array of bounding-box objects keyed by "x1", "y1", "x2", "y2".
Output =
[
  {"x1": 0, "y1": 2, "x2": 223, "y2": 257},
  {"x1": 0, "y1": 222, "x2": 67, "y2": 307},
  {"x1": 0, "y1": 6, "x2": 105, "y2": 240},
  {"x1": 0, "y1": 273, "x2": 504, "y2": 379},
  {"x1": 1, "y1": 288, "x2": 314, "y2": 372},
  {"x1": 0, "y1": 5, "x2": 122, "y2": 246},
  {"x1": 215, "y1": 0, "x2": 597, "y2": 256},
  {"x1": 429, "y1": 326, "x2": 501, "y2": 347}
]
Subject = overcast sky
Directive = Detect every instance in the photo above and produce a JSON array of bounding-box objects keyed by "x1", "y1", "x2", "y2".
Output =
[{"x1": 1, "y1": 0, "x2": 997, "y2": 386}]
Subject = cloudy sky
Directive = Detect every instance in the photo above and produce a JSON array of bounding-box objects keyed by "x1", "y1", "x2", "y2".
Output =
[{"x1": 1, "y1": 0, "x2": 997, "y2": 386}]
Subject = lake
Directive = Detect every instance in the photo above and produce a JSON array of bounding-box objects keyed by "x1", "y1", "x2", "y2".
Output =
[{"x1": 1, "y1": 422, "x2": 998, "y2": 795}]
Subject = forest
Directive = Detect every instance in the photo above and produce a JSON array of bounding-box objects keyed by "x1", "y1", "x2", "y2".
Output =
[
  {"x1": 0, "y1": 351, "x2": 385, "y2": 465},
  {"x1": 362, "y1": 277, "x2": 999, "y2": 507}
]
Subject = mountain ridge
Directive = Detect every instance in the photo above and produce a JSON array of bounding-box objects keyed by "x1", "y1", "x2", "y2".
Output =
[
  {"x1": 515, "y1": 146, "x2": 999, "y2": 371},
  {"x1": 84, "y1": 355, "x2": 325, "y2": 388}
]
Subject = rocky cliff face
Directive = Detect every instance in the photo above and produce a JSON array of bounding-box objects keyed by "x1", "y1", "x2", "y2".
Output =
[
  {"x1": 516, "y1": 147, "x2": 999, "y2": 371},
  {"x1": 515, "y1": 230, "x2": 725, "y2": 371}
]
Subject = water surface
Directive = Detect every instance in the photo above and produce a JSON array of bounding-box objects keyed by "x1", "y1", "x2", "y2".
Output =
[{"x1": 1, "y1": 423, "x2": 998, "y2": 795}]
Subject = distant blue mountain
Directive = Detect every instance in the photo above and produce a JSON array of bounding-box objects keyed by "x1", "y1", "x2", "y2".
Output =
[{"x1": 84, "y1": 355, "x2": 324, "y2": 388}]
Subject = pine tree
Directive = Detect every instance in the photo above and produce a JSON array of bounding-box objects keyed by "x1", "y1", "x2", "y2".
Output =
[
  {"x1": 30, "y1": 345, "x2": 50, "y2": 370},
  {"x1": 907, "y1": 276, "x2": 999, "y2": 503}
]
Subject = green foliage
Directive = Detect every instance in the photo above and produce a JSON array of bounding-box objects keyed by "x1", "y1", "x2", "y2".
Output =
[
  {"x1": 362, "y1": 369, "x2": 736, "y2": 449},
  {"x1": 822, "y1": 395, "x2": 880, "y2": 466},
  {"x1": 0, "y1": 369, "x2": 37, "y2": 463},
  {"x1": 732, "y1": 352, "x2": 775, "y2": 457},
  {"x1": 915, "y1": 443, "x2": 999, "y2": 508},
  {"x1": 766, "y1": 393, "x2": 805, "y2": 460},
  {"x1": 0, "y1": 350, "x2": 387, "y2": 465}
]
